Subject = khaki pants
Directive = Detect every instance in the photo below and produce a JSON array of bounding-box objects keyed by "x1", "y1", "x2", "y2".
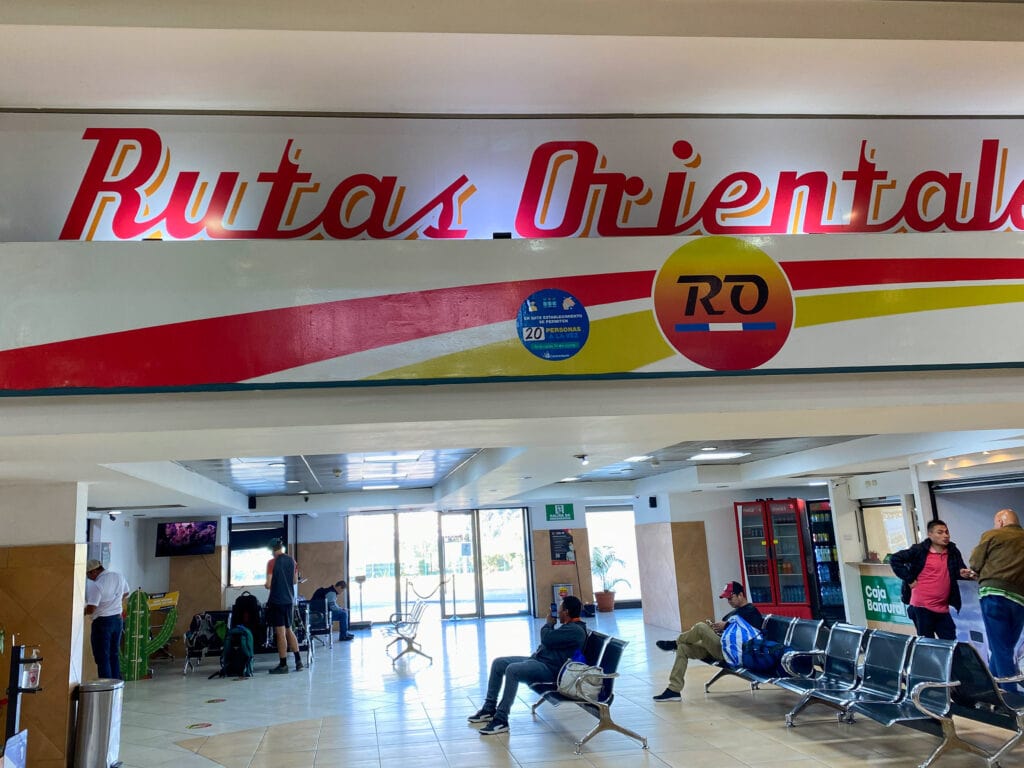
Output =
[{"x1": 667, "y1": 622, "x2": 724, "y2": 692}]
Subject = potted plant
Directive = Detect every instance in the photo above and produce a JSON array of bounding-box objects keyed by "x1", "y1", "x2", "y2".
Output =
[{"x1": 591, "y1": 545, "x2": 631, "y2": 612}]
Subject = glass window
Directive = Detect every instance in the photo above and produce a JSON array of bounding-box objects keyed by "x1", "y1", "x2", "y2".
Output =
[
  {"x1": 860, "y1": 503, "x2": 908, "y2": 562},
  {"x1": 228, "y1": 518, "x2": 285, "y2": 586},
  {"x1": 585, "y1": 506, "x2": 641, "y2": 601}
]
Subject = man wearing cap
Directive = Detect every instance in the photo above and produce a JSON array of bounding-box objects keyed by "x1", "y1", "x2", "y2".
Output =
[
  {"x1": 84, "y1": 559, "x2": 130, "y2": 679},
  {"x1": 265, "y1": 538, "x2": 303, "y2": 673},
  {"x1": 652, "y1": 580, "x2": 763, "y2": 702}
]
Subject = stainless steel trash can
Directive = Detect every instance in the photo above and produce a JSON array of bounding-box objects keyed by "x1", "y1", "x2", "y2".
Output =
[{"x1": 73, "y1": 679, "x2": 124, "y2": 768}]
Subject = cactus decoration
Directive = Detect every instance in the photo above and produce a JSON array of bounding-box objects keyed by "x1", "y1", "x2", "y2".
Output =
[{"x1": 119, "y1": 589, "x2": 178, "y2": 681}]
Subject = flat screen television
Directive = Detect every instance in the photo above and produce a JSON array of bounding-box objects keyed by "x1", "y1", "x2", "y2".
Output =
[{"x1": 155, "y1": 520, "x2": 218, "y2": 557}]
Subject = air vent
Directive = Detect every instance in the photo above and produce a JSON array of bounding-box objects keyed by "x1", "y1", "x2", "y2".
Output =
[
  {"x1": 87, "y1": 504, "x2": 187, "y2": 512},
  {"x1": 930, "y1": 473, "x2": 1024, "y2": 494}
]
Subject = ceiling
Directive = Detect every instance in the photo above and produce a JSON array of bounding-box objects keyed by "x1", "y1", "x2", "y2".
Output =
[{"x1": 5, "y1": 1, "x2": 1024, "y2": 519}]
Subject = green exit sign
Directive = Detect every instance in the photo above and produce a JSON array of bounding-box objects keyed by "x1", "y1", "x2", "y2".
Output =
[{"x1": 546, "y1": 503, "x2": 574, "y2": 521}]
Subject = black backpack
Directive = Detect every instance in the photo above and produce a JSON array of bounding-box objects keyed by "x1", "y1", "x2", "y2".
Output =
[
  {"x1": 741, "y1": 637, "x2": 789, "y2": 675},
  {"x1": 210, "y1": 625, "x2": 254, "y2": 678},
  {"x1": 311, "y1": 586, "x2": 332, "y2": 603},
  {"x1": 230, "y1": 591, "x2": 264, "y2": 637}
]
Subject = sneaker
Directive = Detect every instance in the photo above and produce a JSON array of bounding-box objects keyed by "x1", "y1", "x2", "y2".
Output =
[
  {"x1": 652, "y1": 688, "x2": 682, "y2": 702},
  {"x1": 339, "y1": 634, "x2": 355, "y2": 641},
  {"x1": 478, "y1": 717, "x2": 509, "y2": 735},
  {"x1": 467, "y1": 708, "x2": 495, "y2": 724},
  {"x1": 656, "y1": 640, "x2": 678, "y2": 652},
  {"x1": 295, "y1": 660, "x2": 305, "y2": 671},
  {"x1": 268, "y1": 665, "x2": 289, "y2": 675}
]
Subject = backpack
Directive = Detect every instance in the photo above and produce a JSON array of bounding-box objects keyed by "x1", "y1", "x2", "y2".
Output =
[
  {"x1": 720, "y1": 615, "x2": 761, "y2": 666},
  {"x1": 741, "y1": 637, "x2": 788, "y2": 675},
  {"x1": 230, "y1": 591, "x2": 264, "y2": 637},
  {"x1": 186, "y1": 612, "x2": 218, "y2": 652},
  {"x1": 311, "y1": 586, "x2": 332, "y2": 603},
  {"x1": 210, "y1": 625, "x2": 254, "y2": 678}
]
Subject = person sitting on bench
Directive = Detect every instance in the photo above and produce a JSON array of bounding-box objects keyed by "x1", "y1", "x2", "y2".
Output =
[
  {"x1": 312, "y1": 580, "x2": 354, "y2": 641},
  {"x1": 652, "y1": 580, "x2": 763, "y2": 702},
  {"x1": 468, "y1": 595, "x2": 587, "y2": 736}
]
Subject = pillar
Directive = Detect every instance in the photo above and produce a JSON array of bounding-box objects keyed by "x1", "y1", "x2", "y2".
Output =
[{"x1": 0, "y1": 482, "x2": 87, "y2": 768}]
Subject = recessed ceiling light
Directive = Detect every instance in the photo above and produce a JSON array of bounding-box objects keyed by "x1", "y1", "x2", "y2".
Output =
[
  {"x1": 286, "y1": 479, "x2": 300, "y2": 484},
  {"x1": 362, "y1": 484, "x2": 400, "y2": 490},
  {"x1": 807, "y1": 481, "x2": 829, "y2": 486},
  {"x1": 625, "y1": 455, "x2": 651, "y2": 462},
  {"x1": 363, "y1": 453, "x2": 421, "y2": 463},
  {"x1": 560, "y1": 477, "x2": 578, "y2": 482},
  {"x1": 688, "y1": 451, "x2": 750, "y2": 461},
  {"x1": 701, "y1": 447, "x2": 718, "y2": 452},
  {"x1": 299, "y1": 489, "x2": 310, "y2": 495}
]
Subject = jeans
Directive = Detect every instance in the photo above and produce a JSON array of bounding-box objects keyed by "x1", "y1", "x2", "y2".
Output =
[
  {"x1": 907, "y1": 605, "x2": 957, "y2": 640},
  {"x1": 668, "y1": 622, "x2": 723, "y2": 692},
  {"x1": 980, "y1": 594, "x2": 1024, "y2": 692},
  {"x1": 483, "y1": 656, "x2": 555, "y2": 719},
  {"x1": 91, "y1": 615, "x2": 124, "y2": 680},
  {"x1": 330, "y1": 606, "x2": 349, "y2": 636}
]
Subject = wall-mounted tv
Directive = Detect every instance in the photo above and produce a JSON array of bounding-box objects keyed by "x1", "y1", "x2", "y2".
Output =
[{"x1": 155, "y1": 520, "x2": 218, "y2": 557}]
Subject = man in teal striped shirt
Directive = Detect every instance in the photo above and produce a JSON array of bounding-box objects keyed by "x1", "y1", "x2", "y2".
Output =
[{"x1": 970, "y1": 508, "x2": 1024, "y2": 692}]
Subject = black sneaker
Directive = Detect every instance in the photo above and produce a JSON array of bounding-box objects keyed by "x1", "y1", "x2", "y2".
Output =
[
  {"x1": 295, "y1": 660, "x2": 305, "y2": 671},
  {"x1": 339, "y1": 634, "x2": 355, "y2": 641},
  {"x1": 478, "y1": 717, "x2": 509, "y2": 735},
  {"x1": 268, "y1": 665, "x2": 289, "y2": 675},
  {"x1": 656, "y1": 640, "x2": 678, "y2": 652},
  {"x1": 467, "y1": 708, "x2": 495, "y2": 724},
  {"x1": 652, "y1": 688, "x2": 682, "y2": 702}
]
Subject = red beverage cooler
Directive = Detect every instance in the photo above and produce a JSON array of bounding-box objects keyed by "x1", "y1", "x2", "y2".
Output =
[{"x1": 734, "y1": 498, "x2": 813, "y2": 618}]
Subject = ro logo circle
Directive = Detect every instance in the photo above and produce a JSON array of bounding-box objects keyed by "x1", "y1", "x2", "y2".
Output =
[{"x1": 653, "y1": 236, "x2": 793, "y2": 370}]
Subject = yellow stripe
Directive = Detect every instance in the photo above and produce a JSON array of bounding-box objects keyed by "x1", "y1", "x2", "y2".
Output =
[
  {"x1": 367, "y1": 311, "x2": 675, "y2": 380},
  {"x1": 795, "y1": 285, "x2": 1024, "y2": 328}
]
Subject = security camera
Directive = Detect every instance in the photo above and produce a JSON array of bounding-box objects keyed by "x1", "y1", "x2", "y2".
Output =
[
  {"x1": 303, "y1": 496, "x2": 310, "y2": 503},
  {"x1": 109, "y1": 513, "x2": 117, "y2": 521}
]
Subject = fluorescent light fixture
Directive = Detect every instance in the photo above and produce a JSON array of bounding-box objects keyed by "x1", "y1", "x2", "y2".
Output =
[
  {"x1": 688, "y1": 451, "x2": 750, "y2": 461},
  {"x1": 299, "y1": 489, "x2": 310, "y2": 495},
  {"x1": 560, "y1": 477, "x2": 578, "y2": 482},
  {"x1": 362, "y1": 484, "x2": 400, "y2": 490},
  {"x1": 624, "y1": 455, "x2": 651, "y2": 462},
  {"x1": 269, "y1": 462, "x2": 286, "y2": 468},
  {"x1": 363, "y1": 453, "x2": 421, "y2": 463},
  {"x1": 286, "y1": 479, "x2": 300, "y2": 484},
  {"x1": 701, "y1": 446, "x2": 718, "y2": 452},
  {"x1": 807, "y1": 481, "x2": 829, "y2": 486}
]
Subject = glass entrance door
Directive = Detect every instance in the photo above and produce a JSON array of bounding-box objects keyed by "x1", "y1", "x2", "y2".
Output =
[
  {"x1": 479, "y1": 508, "x2": 530, "y2": 616},
  {"x1": 439, "y1": 512, "x2": 477, "y2": 618}
]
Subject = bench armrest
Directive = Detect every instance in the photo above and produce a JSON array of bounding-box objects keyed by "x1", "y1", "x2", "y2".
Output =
[
  {"x1": 992, "y1": 670, "x2": 1024, "y2": 686},
  {"x1": 909, "y1": 679, "x2": 959, "y2": 719},
  {"x1": 780, "y1": 650, "x2": 823, "y2": 677}
]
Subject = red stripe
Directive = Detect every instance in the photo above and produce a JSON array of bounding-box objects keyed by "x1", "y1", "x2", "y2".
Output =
[
  {"x1": 0, "y1": 271, "x2": 655, "y2": 390},
  {"x1": 781, "y1": 258, "x2": 1024, "y2": 291}
]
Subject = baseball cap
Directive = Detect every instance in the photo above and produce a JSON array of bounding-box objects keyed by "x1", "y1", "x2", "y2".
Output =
[
  {"x1": 719, "y1": 580, "x2": 744, "y2": 598},
  {"x1": 268, "y1": 537, "x2": 284, "y2": 551},
  {"x1": 86, "y1": 559, "x2": 103, "y2": 572}
]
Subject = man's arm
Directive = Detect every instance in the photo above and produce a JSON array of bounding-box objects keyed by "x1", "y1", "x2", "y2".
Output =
[
  {"x1": 889, "y1": 545, "x2": 918, "y2": 583},
  {"x1": 539, "y1": 622, "x2": 583, "y2": 650},
  {"x1": 264, "y1": 559, "x2": 274, "y2": 590},
  {"x1": 969, "y1": 535, "x2": 990, "y2": 576}
]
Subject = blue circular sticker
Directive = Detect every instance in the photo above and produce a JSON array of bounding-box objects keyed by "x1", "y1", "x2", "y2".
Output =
[{"x1": 516, "y1": 289, "x2": 590, "y2": 361}]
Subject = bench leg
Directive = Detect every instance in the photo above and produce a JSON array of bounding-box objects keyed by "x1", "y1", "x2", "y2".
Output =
[
  {"x1": 704, "y1": 666, "x2": 738, "y2": 693},
  {"x1": 986, "y1": 727, "x2": 1023, "y2": 768},
  {"x1": 531, "y1": 692, "x2": 557, "y2": 714},
  {"x1": 918, "y1": 719, "x2": 994, "y2": 768},
  {"x1": 573, "y1": 705, "x2": 648, "y2": 755}
]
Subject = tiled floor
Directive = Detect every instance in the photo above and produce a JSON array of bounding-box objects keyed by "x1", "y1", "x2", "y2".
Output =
[{"x1": 118, "y1": 610, "x2": 1016, "y2": 768}]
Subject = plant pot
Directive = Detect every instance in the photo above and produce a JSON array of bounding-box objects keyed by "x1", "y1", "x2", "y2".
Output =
[{"x1": 594, "y1": 591, "x2": 616, "y2": 612}]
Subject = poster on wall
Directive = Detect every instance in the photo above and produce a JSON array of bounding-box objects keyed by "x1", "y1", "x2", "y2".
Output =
[{"x1": 550, "y1": 529, "x2": 576, "y2": 565}]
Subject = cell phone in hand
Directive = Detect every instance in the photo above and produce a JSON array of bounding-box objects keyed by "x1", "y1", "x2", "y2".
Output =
[{"x1": 550, "y1": 602, "x2": 558, "y2": 618}]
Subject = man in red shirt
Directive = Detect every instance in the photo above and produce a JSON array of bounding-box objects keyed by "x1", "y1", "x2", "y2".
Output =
[{"x1": 890, "y1": 519, "x2": 974, "y2": 640}]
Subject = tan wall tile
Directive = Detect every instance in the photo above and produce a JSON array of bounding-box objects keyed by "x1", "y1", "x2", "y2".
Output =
[
  {"x1": 531, "y1": 528, "x2": 592, "y2": 616},
  {"x1": 294, "y1": 541, "x2": 345, "y2": 601}
]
